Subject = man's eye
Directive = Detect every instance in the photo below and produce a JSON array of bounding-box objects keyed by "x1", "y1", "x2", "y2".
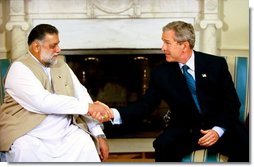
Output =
[{"x1": 49, "y1": 45, "x2": 56, "y2": 49}]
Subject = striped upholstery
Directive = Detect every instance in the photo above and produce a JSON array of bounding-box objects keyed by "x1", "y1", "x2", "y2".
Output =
[
  {"x1": 234, "y1": 57, "x2": 249, "y2": 123},
  {"x1": 0, "y1": 59, "x2": 11, "y2": 104},
  {"x1": 182, "y1": 56, "x2": 249, "y2": 162},
  {"x1": 182, "y1": 149, "x2": 228, "y2": 162}
]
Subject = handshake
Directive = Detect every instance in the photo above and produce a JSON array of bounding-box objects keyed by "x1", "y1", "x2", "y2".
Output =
[{"x1": 87, "y1": 101, "x2": 114, "y2": 123}]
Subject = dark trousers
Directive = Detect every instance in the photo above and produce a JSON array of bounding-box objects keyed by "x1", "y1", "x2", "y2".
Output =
[{"x1": 153, "y1": 125, "x2": 249, "y2": 162}]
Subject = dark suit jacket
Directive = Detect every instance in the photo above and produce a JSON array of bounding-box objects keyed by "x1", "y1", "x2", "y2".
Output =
[{"x1": 118, "y1": 50, "x2": 241, "y2": 132}]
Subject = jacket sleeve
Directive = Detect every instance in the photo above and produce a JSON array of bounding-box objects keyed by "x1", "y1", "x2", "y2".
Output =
[{"x1": 117, "y1": 69, "x2": 163, "y2": 124}]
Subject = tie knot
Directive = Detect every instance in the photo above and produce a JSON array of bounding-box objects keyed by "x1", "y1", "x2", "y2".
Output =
[{"x1": 182, "y1": 65, "x2": 189, "y2": 73}]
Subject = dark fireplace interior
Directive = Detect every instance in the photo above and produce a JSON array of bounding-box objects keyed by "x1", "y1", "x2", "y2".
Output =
[{"x1": 63, "y1": 49, "x2": 169, "y2": 138}]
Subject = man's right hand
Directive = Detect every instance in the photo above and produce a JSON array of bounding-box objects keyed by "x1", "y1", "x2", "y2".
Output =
[{"x1": 87, "y1": 101, "x2": 113, "y2": 122}]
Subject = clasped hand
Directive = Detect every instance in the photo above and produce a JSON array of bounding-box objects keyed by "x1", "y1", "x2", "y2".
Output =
[{"x1": 87, "y1": 101, "x2": 113, "y2": 122}]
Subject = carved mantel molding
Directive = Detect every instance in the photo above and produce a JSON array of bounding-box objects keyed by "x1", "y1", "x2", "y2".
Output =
[
  {"x1": 198, "y1": 0, "x2": 223, "y2": 54},
  {"x1": 199, "y1": 0, "x2": 223, "y2": 29},
  {"x1": 4, "y1": 0, "x2": 223, "y2": 59},
  {"x1": 5, "y1": 0, "x2": 29, "y2": 60},
  {"x1": 87, "y1": 0, "x2": 141, "y2": 18},
  {"x1": 5, "y1": 0, "x2": 29, "y2": 31}
]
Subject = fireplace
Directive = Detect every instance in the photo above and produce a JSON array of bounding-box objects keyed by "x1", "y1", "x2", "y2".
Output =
[{"x1": 63, "y1": 49, "x2": 169, "y2": 138}]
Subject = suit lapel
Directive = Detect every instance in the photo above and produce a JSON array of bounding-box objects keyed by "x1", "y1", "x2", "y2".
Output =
[
  {"x1": 167, "y1": 62, "x2": 187, "y2": 90},
  {"x1": 194, "y1": 51, "x2": 209, "y2": 90},
  {"x1": 194, "y1": 51, "x2": 212, "y2": 115},
  {"x1": 167, "y1": 62, "x2": 195, "y2": 105}
]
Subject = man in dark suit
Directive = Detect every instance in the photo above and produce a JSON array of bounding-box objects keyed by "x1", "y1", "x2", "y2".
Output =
[{"x1": 102, "y1": 21, "x2": 249, "y2": 162}]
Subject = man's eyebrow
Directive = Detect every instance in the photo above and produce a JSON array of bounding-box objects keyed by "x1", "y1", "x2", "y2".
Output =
[
  {"x1": 49, "y1": 41, "x2": 60, "y2": 45},
  {"x1": 161, "y1": 38, "x2": 171, "y2": 42}
]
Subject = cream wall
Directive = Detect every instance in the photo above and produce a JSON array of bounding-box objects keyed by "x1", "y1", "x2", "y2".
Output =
[{"x1": 219, "y1": 0, "x2": 249, "y2": 57}]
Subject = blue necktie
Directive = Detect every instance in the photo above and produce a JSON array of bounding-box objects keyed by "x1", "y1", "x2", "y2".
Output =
[{"x1": 182, "y1": 65, "x2": 201, "y2": 113}]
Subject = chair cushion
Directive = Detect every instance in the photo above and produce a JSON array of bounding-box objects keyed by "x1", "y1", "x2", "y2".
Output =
[{"x1": 182, "y1": 149, "x2": 228, "y2": 162}]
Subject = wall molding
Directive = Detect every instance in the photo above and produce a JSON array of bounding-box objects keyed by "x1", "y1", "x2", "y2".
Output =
[
  {"x1": 218, "y1": 46, "x2": 249, "y2": 57},
  {"x1": 2, "y1": 0, "x2": 233, "y2": 59}
]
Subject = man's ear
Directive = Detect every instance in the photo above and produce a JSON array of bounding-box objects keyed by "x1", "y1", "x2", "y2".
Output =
[
  {"x1": 31, "y1": 41, "x2": 41, "y2": 53},
  {"x1": 182, "y1": 41, "x2": 189, "y2": 50}
]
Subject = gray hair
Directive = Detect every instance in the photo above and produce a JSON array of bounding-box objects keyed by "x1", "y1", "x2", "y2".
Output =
[{"x1": 163, "y1": 21, "x2": 195, "y2": 49}]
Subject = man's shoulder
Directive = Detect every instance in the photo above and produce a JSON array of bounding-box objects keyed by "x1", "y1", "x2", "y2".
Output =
[
  {"x1": 154, "y1": 61, "x2": 178, "y2": 70},
  {"x1": 152, "y1": 62, "x2": 168, "y2": 72},
  {"x1": 11, "y1": 54, "x2": 33, "y2": 68},
  {"x1": 151, "y1": 62, "x2": 178, "y2": 78},
  {"x1": 14, "y1": 54, "x2": 30, "y2": 62},
  {"x1": 194, "y1": 50, "x2": 226, "y2": 62},
  {"x1": 194, "y1": 51, "x2": 225, "y2": 60}
]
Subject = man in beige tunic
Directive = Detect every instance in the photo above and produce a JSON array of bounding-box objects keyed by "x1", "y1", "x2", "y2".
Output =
[{"x1": 0, "y1": 24, "x2": 112, "y2": 162}]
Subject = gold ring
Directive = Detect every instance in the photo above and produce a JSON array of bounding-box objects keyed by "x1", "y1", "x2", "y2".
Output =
[{"x1": 102, "y1": 115, "x2": 108, "y2": 119}]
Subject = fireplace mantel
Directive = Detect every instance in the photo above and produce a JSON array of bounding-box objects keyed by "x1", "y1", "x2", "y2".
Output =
[
  {"x1": 4, "y1": 0, "x2": 223, "y2": 60},
  {"x1": 61, "y1": 48, "x2": 163, "y2": 56}
]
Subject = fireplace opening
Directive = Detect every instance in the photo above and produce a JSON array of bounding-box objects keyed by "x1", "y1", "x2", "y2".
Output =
[{"x1": 64, "y1": 49, "x2": 169, "y2": 138}]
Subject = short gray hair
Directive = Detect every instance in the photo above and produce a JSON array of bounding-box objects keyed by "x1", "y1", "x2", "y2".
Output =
[{"x1": 163, "y1": 21, "x2": 195, "y2": 49}]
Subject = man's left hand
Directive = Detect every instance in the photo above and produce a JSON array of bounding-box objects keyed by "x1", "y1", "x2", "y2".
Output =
[
  {"x1": 97, "y1": 136, "x2": 109, "y2": 161},
  {"x1": 198, "y1": 129, "x2": 219, "y2": 147}
]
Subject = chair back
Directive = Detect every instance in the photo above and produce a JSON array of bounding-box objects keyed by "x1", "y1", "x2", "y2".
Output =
[{"x1": 0, "y1": 59, "x2": 11, "y2": 104}]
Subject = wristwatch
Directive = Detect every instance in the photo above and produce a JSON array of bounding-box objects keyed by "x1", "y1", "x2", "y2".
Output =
[{"x1": 97, "y1": 134, "x2": 107, "y2": 139}]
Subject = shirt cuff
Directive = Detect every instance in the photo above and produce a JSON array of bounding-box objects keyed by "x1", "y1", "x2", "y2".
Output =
[
  {"x1": 212, "y1": 126, "x2": 225, "y2": 137},
  {"x1": 89, "y1": 124, "x2": 104, "y2": 136},
  {"x1": 111, "y1": 108, "x2": 122, "y2": 125}
]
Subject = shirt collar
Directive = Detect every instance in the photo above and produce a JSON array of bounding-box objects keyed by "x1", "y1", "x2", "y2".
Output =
[{"x1": 179, "y1": 51, "x2": 195, "y2": 71}]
